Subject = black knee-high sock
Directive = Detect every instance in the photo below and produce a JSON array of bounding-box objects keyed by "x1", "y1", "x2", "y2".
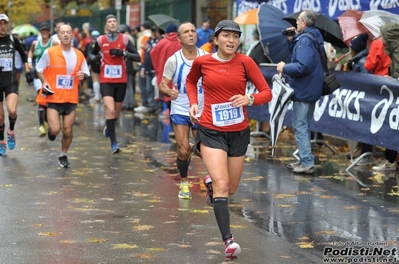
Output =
[
  {"x1": 9, "y1": 116, "x2": 17, "y2": 131},
  {"x1": 176, "y1": 157, "x2": 190, "y2": 179},
  {"x1": 38, "y1": 107, "x2": 45, "y2": 126},
  {"x1": 213, "y1": 197, "x2": 232, "y2": 241},
  {"x1": 106, "y1": 119, "x2": 116, "y2": 142},
  {"x1": 0, "y1": 124, "x2": 4, "y2": 140}
]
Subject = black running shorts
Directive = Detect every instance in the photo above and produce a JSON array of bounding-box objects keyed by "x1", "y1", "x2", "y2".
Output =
[
  {"x1": 195, "y1": 125, "x2": 250, "y2": 157},
  {"x1": 0, "y1": 81, "x2": 18, "y2": 102},
  {"x1": 47, "y1": 103, "x2": 77, "y2": 116},
  {"x1": 100, "y1": 83, "x2": 127, "y2": 103}
]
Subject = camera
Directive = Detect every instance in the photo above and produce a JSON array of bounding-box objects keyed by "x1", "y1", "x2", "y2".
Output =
[{"x1": 282, "y1": 29, "x2": 296, "y2": 36}]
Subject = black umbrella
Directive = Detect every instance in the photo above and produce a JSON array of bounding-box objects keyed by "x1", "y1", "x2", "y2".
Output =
[
  {"x1": 257, "y1": 3, "x2": 292, "y2": 63},
  {"x1": 283, "y1": 12, "x2": 346, "y2": 49},
  {"x1": 269, "y1": 74, "x2": 294, "y2": 157},
  {"x1": 148, "y1": 14, "x2": 180, "y2": 31}
]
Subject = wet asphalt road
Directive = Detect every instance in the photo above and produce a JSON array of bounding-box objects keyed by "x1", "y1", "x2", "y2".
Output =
[{"x1": 1, "y1": 84, "x2": 399, "y2": 264}]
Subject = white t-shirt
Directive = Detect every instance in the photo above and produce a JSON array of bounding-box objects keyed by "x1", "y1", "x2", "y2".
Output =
[
  {"x1": 36, "y1": 48, "x2": 90, "y2": 76},
  {"x1": 163, "y1": 48, "x2": 207, "y2": 116}
]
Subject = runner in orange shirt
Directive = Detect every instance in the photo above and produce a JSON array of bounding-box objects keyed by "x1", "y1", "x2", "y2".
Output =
[{"x1": 35, "y1": 24, "x2": 90, "y2": 167}]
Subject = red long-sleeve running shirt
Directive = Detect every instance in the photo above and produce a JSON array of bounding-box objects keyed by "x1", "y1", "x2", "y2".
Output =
[{"x1": 186, "y1": 52, "x2": 272, "y2": 132}]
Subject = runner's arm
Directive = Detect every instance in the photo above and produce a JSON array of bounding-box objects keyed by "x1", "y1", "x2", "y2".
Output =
[
  {"x1": 14, "y1": 37, "x2": 29, "y2": 71},
  {"x1": 27, "y1": 40, "x2": 37, "y2": 70},
  {"x1": 124, "y1": 41, "x2": 140, "y2": 62}
]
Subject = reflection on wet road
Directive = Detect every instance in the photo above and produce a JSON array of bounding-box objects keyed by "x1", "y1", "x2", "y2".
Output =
[{"x1": 121, "y1": 109, "x2": 399, "y2": 258}]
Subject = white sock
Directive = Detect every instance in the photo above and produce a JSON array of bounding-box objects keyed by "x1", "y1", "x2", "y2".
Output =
[{"x1": 93, "y1": 82, "x2": 101, "y2": 100}]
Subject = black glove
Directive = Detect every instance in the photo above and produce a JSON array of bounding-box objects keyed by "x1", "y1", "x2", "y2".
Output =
[
  {"x1": 110, "y1": 49, "x2": 124, "y2": 56},
  {"x1": 25, "y1": 71, "x2": 34, "y2": 85},
  {"x1": 91, "y1": 56, "x2": 101, "y2": 73},
  {"x1": 346, "y1": 60, "x2": 353, "y2": 71}
]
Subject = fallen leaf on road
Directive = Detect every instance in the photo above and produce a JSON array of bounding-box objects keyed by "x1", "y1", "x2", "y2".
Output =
[
  {"x1": 296, "y1": 241, "x2": 314, "y2": 248},
  {"x1": 230, "y1": 225, "x2": 246, "y2": 229},
  {"x1": 132, "y1": 253, "x2": 153, "y2": 259},
  {"x1": 38, "y1": 232, "x2": 58, "y2": 237},
  {"x1": 113, "y1": 244, "x2": 138, "y2": 249},
  {"x1": 133, "y1": 225, "x2": 154, "y2": 231},
  {"x1": 315, "y1": 230, "x2": 338, "y2": 235},
  {"x1": 87, "y1": 238, "x2": 107, "y2": 243},
  {"x1": 344, "y1": 206, "x2": 359, "y2": 210},
  {"x1": 60, "y1": 240, "x2": 78, "y2": 243},
  {"x1": 273, "y1": 193, "x2": 296, "y2": 199},
  {"x1": 191, "y1": 209, "x2": 209, "y2": 214}
]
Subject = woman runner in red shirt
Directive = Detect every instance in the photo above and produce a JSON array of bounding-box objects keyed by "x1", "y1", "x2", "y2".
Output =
[{"x1": 186, "y1": 20, "x2": 272, "y2": 261}]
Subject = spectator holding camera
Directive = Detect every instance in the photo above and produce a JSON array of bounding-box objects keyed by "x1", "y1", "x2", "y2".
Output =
[
  {"x1": 277, "y1": 10, "x2": 325, "y2": 174},
  {"x1": 89, "y1": 14, "x2": 140, "y2": 154}
]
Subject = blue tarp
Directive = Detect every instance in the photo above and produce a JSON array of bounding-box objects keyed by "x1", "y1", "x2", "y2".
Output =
[
  {"x1": 247, "y1": 66, "x2": 399, "y2": 151},
  {"x1": 236, "y1": 0, "x2": 399, "y2": 20}
]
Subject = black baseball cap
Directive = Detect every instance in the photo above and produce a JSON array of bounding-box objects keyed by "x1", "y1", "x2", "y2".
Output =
[
  {"x1": 214, "y1": 20, "x2": 242, "y2": 37},
  {"x1": 39, "y1": 22, "x2": 50, "y2": 31}
]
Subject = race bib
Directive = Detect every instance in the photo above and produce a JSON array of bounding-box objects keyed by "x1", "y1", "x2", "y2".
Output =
[
  {"x1": 56, "y1": 75, "x2": 74, "y2": 89},
  {"x1": 211, "y1": 102, "x2": 244, "y2": 127},
  {"x1": 0, "y1": 58, "x2": 13, "y2": 72},
  {"x1": 104, "y1": 65, "x2": 122, "y2": 78}
]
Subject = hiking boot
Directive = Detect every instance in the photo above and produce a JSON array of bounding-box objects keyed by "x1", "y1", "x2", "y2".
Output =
[
  {"x1": 58, "y1": 155, "x2": 70, "y2": 168},
  {"x1": 42, "y1": 85, "x2": 54, "y2": 95},
  {"x1": 178, "y1": 182, "x2": 193, "y2": 199},
  {"x1": 0, "y1": 140, "x2": 6, "y2": 155},
  {"x1": 287, "y1": 161, "x2": 300, "y2": 170},
  {"x1": 203, "y1": 175, "x2": 213, "y2": 206},
  {"x1": 355, "y1": 155, "x2": 375, "y2": 166},
  {"x1": 39, "y1": 125, "x2": 47, "y2": 137},
  {"x1": 224, "y1": 237, "x2": 241, "y2": 261},
  {"x1": 7, "y1": 128, "x2": 15, "y2": 150},
  {"x1": 111, "y1": 142, "x2": 120, "y2": 154},
  {"x1": 103, "y1": 126, "x2": 109, "y2": 138},
  {"x1": 292, "y1": 164, "x2": 315, "y2": 174},
  {"x1": 372, "y1": 160, "x2": 397, "y2": 171}
]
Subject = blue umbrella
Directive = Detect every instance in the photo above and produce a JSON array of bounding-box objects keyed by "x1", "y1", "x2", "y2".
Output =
[{"x1": 257, "y1": 3, "x2": 292, "y2": 63}]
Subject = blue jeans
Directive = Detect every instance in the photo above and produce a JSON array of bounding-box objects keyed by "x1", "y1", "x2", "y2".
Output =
[{"x1": 292, "y1": 101, "x2": 315, "y2": 167}]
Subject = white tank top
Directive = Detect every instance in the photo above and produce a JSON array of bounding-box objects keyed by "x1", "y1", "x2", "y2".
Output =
[{"x1": 170, "y1": 48, "x2": 206, "y2": 116}]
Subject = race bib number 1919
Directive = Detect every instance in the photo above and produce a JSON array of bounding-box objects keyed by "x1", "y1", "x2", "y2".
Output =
[{"x1": 211, "y1": 102, "x2": 244, "y2": 127}]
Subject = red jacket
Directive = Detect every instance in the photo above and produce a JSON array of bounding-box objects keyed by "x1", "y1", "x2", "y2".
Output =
[
  {"x1": 150, "y1": 33, "x2": 182, "y2": 101},
  {"x1": 364, "y1": 38, "x2": 391, "y2": 76}
]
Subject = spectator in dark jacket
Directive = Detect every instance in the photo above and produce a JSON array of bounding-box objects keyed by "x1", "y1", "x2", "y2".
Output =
[{"x1": 276, "y1": 10, "x2": 324, "y2": 174}]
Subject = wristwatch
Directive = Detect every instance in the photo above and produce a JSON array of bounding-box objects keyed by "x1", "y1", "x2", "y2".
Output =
[
  {"x1": 247, "y1": 94, "x2": 254, "y2": 106},
  {"x1": 123, "y1": 51, "x2": 126, "y2": 56}
]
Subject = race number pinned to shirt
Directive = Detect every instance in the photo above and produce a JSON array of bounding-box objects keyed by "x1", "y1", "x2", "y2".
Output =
[
  {"x1": 104, "y1": 65, "x2": 122, "y2": 78},
  {"x1": 0, "y1": 58, "x2": 13, "y2": 72},
  {"x1": 56, "y1": 75, "x2": 74, "y2": 89},
  {"x1": 211, "y1": 102, "x2": 244, "y2": 127}
]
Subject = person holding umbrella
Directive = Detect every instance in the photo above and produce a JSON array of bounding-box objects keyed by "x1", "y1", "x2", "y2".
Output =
[
  {"x1": 186, "y1": 20, "x2": 272, "y2": 260},
  {"x1": 276, "y1": 10, "x2": 325, "y2": 174}
]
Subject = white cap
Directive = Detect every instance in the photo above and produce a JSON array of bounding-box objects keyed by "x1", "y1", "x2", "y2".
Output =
[{"x1": 0, "y1": 14, "x2": 9, "y2": 22}]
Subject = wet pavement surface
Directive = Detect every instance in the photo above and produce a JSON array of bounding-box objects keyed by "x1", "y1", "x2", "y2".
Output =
[{"x1": 1, "y1": 84, "x2": 399, "y2": 264}]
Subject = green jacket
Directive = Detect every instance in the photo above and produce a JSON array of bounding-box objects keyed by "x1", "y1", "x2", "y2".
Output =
[{"x1": 380, "y1": 23, "x2": 399, "y2": 78}]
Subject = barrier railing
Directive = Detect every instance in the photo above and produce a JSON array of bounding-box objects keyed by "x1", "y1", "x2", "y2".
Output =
[{"x1": 247, "y1": 66, "x2": 399, "y2": 164}]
